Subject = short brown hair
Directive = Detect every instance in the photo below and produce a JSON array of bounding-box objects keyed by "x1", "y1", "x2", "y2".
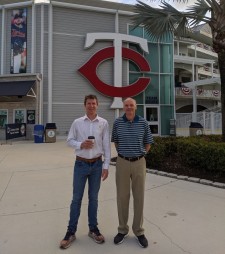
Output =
[{"x1": 84, "y1": 94, "x2": 98, "y2": 105}]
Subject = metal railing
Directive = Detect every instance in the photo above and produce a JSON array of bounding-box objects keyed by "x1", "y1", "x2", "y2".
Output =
[
  {"x1": 176, "y1": 111, "x2": 222, "y2": 136},
  {"x1": 175, "y1": 88, "x2": 221, "y2": 99}
]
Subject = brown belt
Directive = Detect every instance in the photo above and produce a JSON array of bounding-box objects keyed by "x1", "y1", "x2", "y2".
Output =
[{"x1": 76, "y1": 155, "x2": 102, "y2": 163}]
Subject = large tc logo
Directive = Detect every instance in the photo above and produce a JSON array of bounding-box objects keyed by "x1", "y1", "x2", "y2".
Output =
[{"x1": 78, "y1": 33, "x2": 151, "y2": 100}]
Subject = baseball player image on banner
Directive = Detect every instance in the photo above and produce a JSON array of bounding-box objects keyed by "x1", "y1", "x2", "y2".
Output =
[{"x1": 10, "y1": 8, "x2": 27, "y2": 74}]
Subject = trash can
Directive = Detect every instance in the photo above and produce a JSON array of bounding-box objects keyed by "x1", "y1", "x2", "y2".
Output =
[
  {"x1": 189, "y1": 122, "x2": 203, "y2": 136},
  {"x1": 45, "y1": 123, "x2": 57, "y2": 143},
  {"x1": 34, "y1": 125, "x2": 44, "y2": 143}
]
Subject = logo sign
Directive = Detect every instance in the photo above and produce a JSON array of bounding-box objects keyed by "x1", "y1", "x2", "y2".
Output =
[
  {"x1": 78, "y1": 33, "x2": 151, "y2": 99},
  {"x1": 47, "y1": 130, "x2": 55, "y2": 138}
]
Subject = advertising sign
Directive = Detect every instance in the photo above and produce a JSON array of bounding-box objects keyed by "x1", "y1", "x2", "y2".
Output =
[
  {"x1": 0, "y1": 110, "x2": 7, "y2": 128},
  {"x1": 5, "y1": 123, "x2": 26, "y2": 140},
  {"x1": 14, "y1": 109, "x2": 26, "y2": 123},
  {"x1": 10, "y1": 8, "x2": 27, "y2": 74},
  {"x1": 27, "y1": 110, "x2": 35, "y2": 124}
]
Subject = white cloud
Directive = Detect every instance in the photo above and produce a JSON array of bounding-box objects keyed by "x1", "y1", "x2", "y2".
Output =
[
  {"x1": 104, "y1": 0, "x2": 136, "y2": 3},
  {"x1": 104, "y1": 0, "x2": 197, "y2": 10}
]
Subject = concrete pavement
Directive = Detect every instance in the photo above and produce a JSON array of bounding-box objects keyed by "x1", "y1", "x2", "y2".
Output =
[{"x1": 0, "y1": 139, "x2": 225, "y2": 254}]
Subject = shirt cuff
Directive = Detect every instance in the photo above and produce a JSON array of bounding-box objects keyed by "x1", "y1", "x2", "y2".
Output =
[{"x1": 103, "y1": 162, "x2": 109, "y2": 170}]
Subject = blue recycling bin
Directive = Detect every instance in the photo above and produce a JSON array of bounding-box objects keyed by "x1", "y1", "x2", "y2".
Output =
[{"x1": 34, "y1": 125, "x2": 44, "y2": 143}]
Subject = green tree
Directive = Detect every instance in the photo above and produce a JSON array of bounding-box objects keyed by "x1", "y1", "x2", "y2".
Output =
[{"x1": 133, "y1": 0, "x2": 225, "y2": 141}]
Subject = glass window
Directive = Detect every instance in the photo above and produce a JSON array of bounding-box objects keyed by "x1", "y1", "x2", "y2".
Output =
[
  {"x1": 0, "y1": 110, "x2": 8, "y2": 128},
  {"x1": 14, "y1": 109, "x2": 26, "y2": 123},
  {"x1": 129, "y1": 73, "x2": 144, "y2": 104},
  {"x1": 149, "y1": 124, "x2": 158, "y2": 135},
  {"x1": 129, "y1": 59, "x2": 142, "y2": 72},
  {"x1": 129, "y1": 43, "x2": 143, "y2": 54},
  {"x1": 160, "y1": 44, "x2": 173, "y2": 73},
  {"x1": 146, "y1": 107, "x2": 158, "y2": 122},
  {"x1": 129, "y1": 72, "x2": 143, "y2": 83},
  {"x1": 145, "y1": 107, "x2": 159, "y2": 135},
  {"x1": 144, "y1": 31, "x2": 158, "y2": 43},
  {"x1": 129, "y1": 43, "x2": 144, "y2": 72},
  {"x1": 129, "y1": 26, "x2": 143, "y2": 37},
  {"x1": 158, "y1": 32, "x2": 173, "y2": 43},
  {"x1": 145, "y1": 74, "x2": 159, "y2": 104},
  {"x1": 160, "y1": 105, "x2": 174, "y2": 135},
  {"x1": 133, "y1": 93, "x2": 143, "y2": 104},
  {"x1": 145, "y1": 43, "x2": 159, "y2": 73},
  {"x1": 136, "y1": 105, "x2": 144, "y2": 117},
  {"x1": 160, "y1": 75, "x2": 174, "y2": 104}
]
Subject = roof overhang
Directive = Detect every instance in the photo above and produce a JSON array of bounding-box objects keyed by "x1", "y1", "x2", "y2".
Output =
[
  {"x1": 0, "y1": 80, "x2": 36, "y2": 97},
  {"x1": 174, "y1": 55, "x2": 215, "y2": 65},
  {"x1": 185, "y1": 30, "x2": 213, "y2": 47},
  {"x1": 184, "y1": 77, "x2": 220, "y2": 90}
]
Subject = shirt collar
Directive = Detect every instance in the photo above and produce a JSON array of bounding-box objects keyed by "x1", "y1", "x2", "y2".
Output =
[
  {"x1": 84, "y1": 114, "x2": 99, "y2": 122},
  {"x1": 122, "y1": 113, "x2": 139, "y2": 123}
]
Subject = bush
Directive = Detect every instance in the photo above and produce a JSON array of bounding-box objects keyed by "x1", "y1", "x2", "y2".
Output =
[{"x1": 146, "y1": 135, "x2": 225, "y2": 181}]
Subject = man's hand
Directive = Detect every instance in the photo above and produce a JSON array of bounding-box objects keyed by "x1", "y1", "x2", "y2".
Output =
[
  {"x1": 80, "y1": 139, "x2": 94, "y2": 149},
  {"x1": 101, "y1": 169, "x2": 108, "y2": 181}
]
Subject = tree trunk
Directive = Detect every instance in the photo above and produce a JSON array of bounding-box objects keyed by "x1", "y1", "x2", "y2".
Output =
[{"x1": 218, "y1": 52, "x2": 225, "y2": 141}]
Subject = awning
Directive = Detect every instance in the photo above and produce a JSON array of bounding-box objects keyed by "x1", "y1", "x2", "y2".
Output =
[{"x1": 0, "y1": 80, "x2": 36, "y2": 97}]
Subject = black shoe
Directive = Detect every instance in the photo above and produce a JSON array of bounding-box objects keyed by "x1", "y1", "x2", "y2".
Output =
[
  {"x1": 114, "y1": 233, "x2": 128, "y2": 245},
  {"x1": 136, "y1": 234, "x2": 148, "y2": 248}
]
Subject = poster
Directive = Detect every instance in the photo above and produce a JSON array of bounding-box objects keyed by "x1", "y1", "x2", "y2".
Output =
[
  {"x1": 10, "y1": 8, "x2": 27, "y2": 74},
  {"x1": 27, "y1": 110, "x2": 35, "y2": 124},
  {"x1": 14, "y1": 109, "x2": 26, "y2": 123},
  {"x1": 0, "y1": 110, "x2": 7, "y2": 128}
]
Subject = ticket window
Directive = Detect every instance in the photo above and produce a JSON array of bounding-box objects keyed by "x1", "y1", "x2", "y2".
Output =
[{"x1": 145, "y1": 107, "x2": 159, "y2": 135}]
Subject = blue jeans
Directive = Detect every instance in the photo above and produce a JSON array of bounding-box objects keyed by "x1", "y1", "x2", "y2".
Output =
[{"x1": 68, "y1": 159, "x2": 102, "y2": 233}]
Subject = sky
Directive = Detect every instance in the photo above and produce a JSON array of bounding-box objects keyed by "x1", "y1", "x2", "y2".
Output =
[{"x1": 104, "y1": 0, "x2": 197, "y2": 11}]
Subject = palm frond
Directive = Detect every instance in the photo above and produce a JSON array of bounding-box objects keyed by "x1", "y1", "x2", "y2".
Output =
[
  {"x1": 147, "y1": 0, "x2": 188, "y2": 2},
  {"x1": 132, "y1": 0, "x2": 225, "y2": 40},
  {"x1": 133, "y1": 1, "x2": 192, "y2": 40},
  {"x1": 186, "y1": 0, "x2": 212, "y2": 26}
]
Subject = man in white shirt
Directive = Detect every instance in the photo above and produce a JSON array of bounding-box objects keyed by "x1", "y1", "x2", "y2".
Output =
[{"x1": 60, "y1": 94, "x2": 111, "y2": 249}]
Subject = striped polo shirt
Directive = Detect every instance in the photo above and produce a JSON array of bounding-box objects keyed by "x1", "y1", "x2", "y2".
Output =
[{"x1": 111, "y1": 114, "x2": 154, "y2": 157}]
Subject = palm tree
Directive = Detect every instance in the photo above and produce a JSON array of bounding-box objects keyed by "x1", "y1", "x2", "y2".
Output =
[{"x1": 133, "y1": 0, "x2": 225, "y2": 141}]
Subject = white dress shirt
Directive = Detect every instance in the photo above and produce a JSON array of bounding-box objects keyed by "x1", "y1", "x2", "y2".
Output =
[{"x1": 67, "y1": 114, "x2": 111, "y2": 170}]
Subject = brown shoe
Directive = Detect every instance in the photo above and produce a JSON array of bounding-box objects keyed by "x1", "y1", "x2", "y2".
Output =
[
  {"x1": 60, "y1": 231, "x2": 76, "y2": 249},
  {"x1": 88, "y1": 227, "x2": 105, "y2": 244}
]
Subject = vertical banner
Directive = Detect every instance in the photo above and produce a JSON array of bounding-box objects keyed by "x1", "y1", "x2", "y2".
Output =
[
  {"x1": 10, "y1": 8, "x2": 27, "y2": 74},
  {"x1": 27, "y1": 110, "x2": 35, "y2": 124}
]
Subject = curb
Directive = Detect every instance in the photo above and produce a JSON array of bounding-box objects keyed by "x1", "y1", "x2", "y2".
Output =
[
  {"x1": 109, "y1": 162, "x2": 225, "y2": 189},
  {"x1": 146, "y1": 168, "x2": 225, "y2": 189}
]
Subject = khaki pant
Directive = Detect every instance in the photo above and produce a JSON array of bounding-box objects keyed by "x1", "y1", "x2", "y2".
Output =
[{"x1": 116, "y1": 156, "x2": 146, "y2": 236}]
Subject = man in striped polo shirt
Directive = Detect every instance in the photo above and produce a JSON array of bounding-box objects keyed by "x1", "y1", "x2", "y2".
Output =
[{"x1": 111, "y1": 97, "x2": 153, "y2": 248}]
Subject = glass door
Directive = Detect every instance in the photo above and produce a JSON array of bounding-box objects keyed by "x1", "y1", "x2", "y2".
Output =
[{"x1": 145, "y1": 106, "x2": 160, "y2": 135}]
